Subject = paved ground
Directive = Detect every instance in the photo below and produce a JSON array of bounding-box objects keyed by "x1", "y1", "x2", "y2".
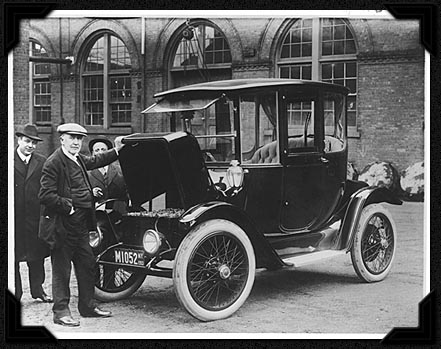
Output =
[{"x1": 16, "y1": 201, "x2": 426, "y2": 339}]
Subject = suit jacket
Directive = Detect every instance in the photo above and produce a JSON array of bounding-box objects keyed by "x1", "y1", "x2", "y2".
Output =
[
  {"x1": 38, "y1": 147, "x2": 118, "y2": 249},
  {"x1": 88, "y1": 161, "x2": 127, "y2": 202},
  {"x1": 14, "y1": 150, "x2": 49, "y2": 261}
]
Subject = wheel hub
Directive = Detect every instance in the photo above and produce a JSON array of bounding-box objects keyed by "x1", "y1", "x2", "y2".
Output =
[{"x1": 218, "y1": 264, "x2": 231, "y2": 279}]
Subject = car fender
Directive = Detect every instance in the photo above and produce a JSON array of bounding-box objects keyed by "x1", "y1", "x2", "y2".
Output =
[
  {"x1": 336, "y1": 186, "x2": 402, "y2": 251},
  {"x1": 180, "y1": 201, "x2": 284, "y2": 269}
]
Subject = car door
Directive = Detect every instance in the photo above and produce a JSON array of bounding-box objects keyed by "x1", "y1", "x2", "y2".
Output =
[{"x1": 279, "y1": 90, "x2": 345, "y2": 232}]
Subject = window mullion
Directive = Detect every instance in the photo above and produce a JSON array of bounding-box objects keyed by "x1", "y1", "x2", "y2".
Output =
[
  {"x1": 311, "y1": 18, "x2": 320, "y2": 81},
  {"x1": 103, "y1": 34, "x2": 109, "y2": 128}
]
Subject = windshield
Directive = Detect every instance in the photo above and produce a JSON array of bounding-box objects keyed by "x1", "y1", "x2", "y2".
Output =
[
  {"x1": 142, "y1": 97, "x2": 219, "y2": 114},
  {"x1": 143, "y1": 95, "x2": 237, "y2": 163}
]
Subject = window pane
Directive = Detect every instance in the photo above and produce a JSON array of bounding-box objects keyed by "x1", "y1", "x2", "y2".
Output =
[
  {"x1": 110, "y1": 36, "x2": 132, "y2": 70},
  {"x1": 322, "y1": 41, "x2": 332, "y2": 56},
  {"x1": 173, "y1": 23, "x2": 231, "y2": 68},
  {"x1": 346, "y1": 62, "x2": 356, "y2": 77},
  {"x1": 86, "y1": 37, "x2": 104, "y2": 71},
  {"x1": 322, "y1": 63, "x2": 332, "y2": 79},
  {"x1": 280, "y1": 66, "x2": 289, "y2": 78},
  {"x1": 110, "y1": 76, "x2": 132, "y2": 102},
  {"x1": 279, "y1": 19, "x2": 313, "y2": 59},
  {"x1": 111, "y1": 103, "x2": 131, "y2": 125},
  {"x1": 347, "y1": 79, "x2": 356, "y2": 93},
  {"x1": 281, "y1": 45, "x2": 290, "y2": 58},
  {"x1": 302, "y1": 65, "x2": 312, "y2": 80},
  {"x1": 302, "y1": 43, "x2": 312, "y2": 57},
  {"x1": 83, "y1": 76, "x2": 103, "y2": 125}
]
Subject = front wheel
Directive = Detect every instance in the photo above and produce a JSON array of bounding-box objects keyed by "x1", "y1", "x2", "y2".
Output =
[
  {"x1": 351, "y1": 204, "x2": 397, "y2": 282},
  {"x1": 173, "y1": 219, "x2": 256, "y2": 321}
]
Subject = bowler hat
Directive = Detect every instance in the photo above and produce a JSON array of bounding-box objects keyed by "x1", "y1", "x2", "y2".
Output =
[
  {"x1": 57, "y1": 123, "x2": 88, "y2": 137},
  {"x1": 88, "y1": 137, "x2": 113, "y2": 153},
  {"x1": 15, "y1": 124, "x2": 43, "y2": 142}
]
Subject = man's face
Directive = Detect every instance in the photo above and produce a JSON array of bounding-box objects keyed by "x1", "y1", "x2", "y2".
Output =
[
  {"x1": 60, "y1": 133, "x2": 83, "y2": 156},
  {"x1": 17, "y1": 136, "x2": 38, "y2": 156},
  {"x1": 92, "y1": 141, "x2": 109, "y2": 155}
]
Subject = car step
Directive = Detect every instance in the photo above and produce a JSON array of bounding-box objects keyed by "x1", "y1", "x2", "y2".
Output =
[{"x1": 282, "y1": 250, "x2": 346, "y2": 268}]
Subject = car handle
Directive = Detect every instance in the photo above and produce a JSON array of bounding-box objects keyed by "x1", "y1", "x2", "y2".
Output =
[{"x1": 320, "y1": 156, "x2": 329, "y2": 164}]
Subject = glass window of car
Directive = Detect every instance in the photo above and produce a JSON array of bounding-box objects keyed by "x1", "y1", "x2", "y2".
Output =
[
  {"x1": 323, "y1": 92, "x2": 346, "y2": 153},
  {"x1": 240, "y1": 93, "x2": 279, "y2": 164},
  {"x1": 285, "y1": 94, "x2": 318, "y2": 154},
  {"x1": 173, "y1": 98, "x2": 236, "y2": 163}
]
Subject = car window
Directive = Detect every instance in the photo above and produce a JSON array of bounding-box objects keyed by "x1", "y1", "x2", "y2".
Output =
[
  {"x1": 175, "y1": 98, "x2": 237, "y2": 163},
  {"x1": 323, "y1": 92, "x2": 346, "y2": 153},
  {"x1": 240, "y1": 93, "x2": 279, "y2": 164},
  {"x1": 286, "y1": 96, "x2": 318, "y2": 154}
]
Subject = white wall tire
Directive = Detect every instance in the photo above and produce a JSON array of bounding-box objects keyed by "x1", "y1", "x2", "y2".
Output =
[
  {"x1": 350, "y1": 204, "x2": 397, "y2": 283},
  {"x1": 173, "y1": 219, "x2": 256, "y2": 321}
]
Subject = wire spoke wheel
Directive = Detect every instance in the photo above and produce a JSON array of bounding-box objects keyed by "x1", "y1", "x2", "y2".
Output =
[
  {"x1": 188, "y1": 233, "x2": 249, "y2": 311},
  {"x1": 173, "y1": 219, "x2": 255, "y2": 321},
  {"x1": 361, "y1": 214, "x2": 394, "y2": 274},
  {"x1": 351, "y1": 204, "x2": 397, "y2": 283},
  {"x1": 94, "y1": 263, "x2": 146, "y2": 301}
]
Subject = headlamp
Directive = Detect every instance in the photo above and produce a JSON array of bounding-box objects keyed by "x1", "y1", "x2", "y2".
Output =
[{"x1": 142, "y1": 229, "x2": 161, "y2": 255}]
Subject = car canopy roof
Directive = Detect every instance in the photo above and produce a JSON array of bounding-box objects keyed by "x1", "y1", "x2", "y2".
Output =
[{"x1": 151, "y1": 78, "x2": 350, "y2": 99}]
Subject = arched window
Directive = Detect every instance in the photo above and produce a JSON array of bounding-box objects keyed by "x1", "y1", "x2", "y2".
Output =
[
  {"x1": 278, "y1": 18, "x2": 358, "y2": 128},
  {"x1": 29, "y1": 40, "x2": 51, "y2": 125},
  {"x1": 170, "y1": 21, "x2": 232, "y2": 87},
  {"x1": 82, "y1": 33, "x2": 132, "y2": 127}
]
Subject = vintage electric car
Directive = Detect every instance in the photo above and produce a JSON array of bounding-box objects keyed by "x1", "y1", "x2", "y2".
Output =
[{"x1": 92, "y1": 79, "x2": 401, "y2": 321}]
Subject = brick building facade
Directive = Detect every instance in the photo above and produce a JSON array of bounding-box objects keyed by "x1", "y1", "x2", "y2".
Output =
[{"x1": 12, "y1": 16, "x2": 424, "y2": 173}]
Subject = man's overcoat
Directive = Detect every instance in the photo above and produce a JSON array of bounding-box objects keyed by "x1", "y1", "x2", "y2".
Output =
[
  {"x1": 38, "y1": 147, "x2": 118, "y2": 249},
  {"x1": 14, "y1": 150, "x2": 49, "y2": 261},
  {"x1": 88, "y1": 161, "x2": 127, "y2": 201}
]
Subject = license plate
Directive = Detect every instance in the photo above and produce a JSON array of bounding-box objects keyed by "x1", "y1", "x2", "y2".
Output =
[{"x1": 114, "y1": 248, "x2": 144, "y2": 267}]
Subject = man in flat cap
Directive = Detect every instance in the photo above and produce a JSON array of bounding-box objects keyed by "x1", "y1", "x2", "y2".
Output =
[
  {"x1": 39, "y1": 123, "x2": 125, "y2": 327},
  {"x1": 14, "y1": 124, "x2": 52, "y2": 303}
]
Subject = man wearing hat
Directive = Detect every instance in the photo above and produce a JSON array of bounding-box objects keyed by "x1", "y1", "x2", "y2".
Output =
[
  {"x1": 88, "y1": 137, "x2": 128, "y2": 212},
  {"x1": 39, "y1": 123, "x2": 125, "y2": 327},
  {"x1": 14, "y1": 124, "x2": 52, "y2": 303}
]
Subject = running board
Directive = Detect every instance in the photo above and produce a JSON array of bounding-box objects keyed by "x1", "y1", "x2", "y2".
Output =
[{"x1": 282, "y1": 250, "x2": 346, "y2": 267}]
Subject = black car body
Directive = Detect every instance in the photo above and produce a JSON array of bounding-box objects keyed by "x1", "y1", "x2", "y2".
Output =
[{"x1": 93, "y1": 79, "x2": 401, "y2": 321}]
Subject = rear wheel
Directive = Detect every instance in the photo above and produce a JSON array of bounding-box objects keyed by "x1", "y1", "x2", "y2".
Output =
[
  {"x1": 94, "y1": 264, "x2": 146, "y2": 301},
  {"x1": 173, "y1": 219, "x2": 255, "y2": 321},
  {"x1": 351, "y1": 204, "x2": 397, "y2": 282},
  {"x1": 92, "y1": 213, "x2": 146, "y2": 301}
]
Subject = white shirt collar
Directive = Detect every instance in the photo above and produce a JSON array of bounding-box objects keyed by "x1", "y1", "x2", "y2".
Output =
[
  {"x1": 99, "y1": 165, "x2": 109, "y2": 174},
  {"x1": 17, "y1": 148, "x2": 31, "y2": 163},
  {"x1": 61, "y1": 145, "x2": 79, "y2": 164}
]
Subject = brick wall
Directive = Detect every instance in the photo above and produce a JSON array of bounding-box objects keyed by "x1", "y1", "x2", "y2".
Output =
[{"x1": 349, "y1": 57, "x2": 425, "y2": 173}]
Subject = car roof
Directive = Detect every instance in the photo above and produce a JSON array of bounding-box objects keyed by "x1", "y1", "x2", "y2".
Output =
[{"x1": 153, "y1": 78, "x2": 349, "y2": 98}]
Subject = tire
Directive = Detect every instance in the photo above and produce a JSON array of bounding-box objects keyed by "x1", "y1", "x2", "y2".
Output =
[
  {"x1": 173, "y1": 219, "x2": 256, "y2": 321},
  {"x1": 350, "y1": 204, "x2": 397, "y2": 282},
  {"x1": 94, "y1": 264, "x2": 146, "y2": 301}
]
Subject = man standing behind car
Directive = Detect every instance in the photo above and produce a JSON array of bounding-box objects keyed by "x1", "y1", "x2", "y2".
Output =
[
  {"x1": 39, "y1": 123, "x2": 125, "y2": 327},
  {"x1": 14, "y1": 124, "x2": 52, "y2": 303},
  {"x1": 88, "y1": 137, "x2": 128, "y2": 213}
]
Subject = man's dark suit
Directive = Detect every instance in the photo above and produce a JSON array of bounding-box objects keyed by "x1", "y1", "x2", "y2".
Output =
[
  {"x1": 14, "y1": 150, "x2": 49, "y2": 300},
  {"x1": 39, "y1": 147, "x2": 118, "y2": 319},
  {"x1": 88, "y1": 162, "x2": 126, "y2": 200}
]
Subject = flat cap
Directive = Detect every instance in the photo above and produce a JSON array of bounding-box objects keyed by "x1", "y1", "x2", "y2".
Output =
[{"x1": 57, "y1": 123, "x2": 88, "y2": 137}]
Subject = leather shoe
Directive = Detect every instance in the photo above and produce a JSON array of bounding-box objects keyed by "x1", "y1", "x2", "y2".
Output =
[
  {"x1": 33, "y1": 293, "x2": 53, "y2": 303},
  {"x1": 80, "y1": 307, "x2": 112, "y2": 318},
  {"x1": 54, "y1": 316, "x2": 80, "y2": 327}
]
